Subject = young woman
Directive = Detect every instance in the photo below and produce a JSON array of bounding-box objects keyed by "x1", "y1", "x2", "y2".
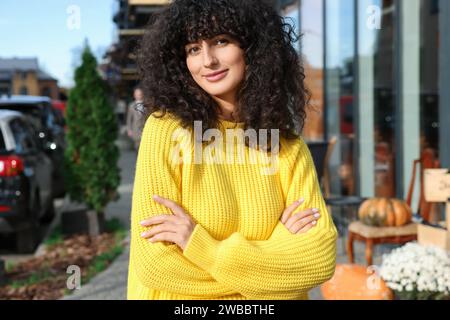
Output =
[{"x1": 127, "y1": 0, "x2": 337, "y2": 300}]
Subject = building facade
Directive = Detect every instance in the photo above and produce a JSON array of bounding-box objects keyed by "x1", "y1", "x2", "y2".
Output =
[
  {"x1": 0, "y1": 58, "x2": 59, "y2": 100},
  {"x1": 277, "y1": 0, "x2": 450, "y2": 201},
  {"x1": 102, "y1": 0, "x2": 171, "y2": 99}
]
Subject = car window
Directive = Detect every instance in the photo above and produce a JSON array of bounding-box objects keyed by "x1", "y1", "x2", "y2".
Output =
[
  {"x1": 22, "y1": 121, "x2": 42, "y2": 149},
  {"x1": 0, "y1": 104, "x2": 45, "y2": 129},
  {"x1": 9, "y1": 118, "x2": 37, "y2": 154}
]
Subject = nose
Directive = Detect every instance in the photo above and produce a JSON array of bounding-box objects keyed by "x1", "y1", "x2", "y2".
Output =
[{"x1": 202, "y1": 44, "x2": 218, "y2": 68}]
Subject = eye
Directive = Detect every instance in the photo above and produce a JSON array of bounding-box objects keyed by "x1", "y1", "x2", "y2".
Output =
[
  {"x1": 216, "y1": 38, "x2": 229, "y2": 45},
  {"x1": 186, "y1": 46, "x2": 200, "y2": 55}
]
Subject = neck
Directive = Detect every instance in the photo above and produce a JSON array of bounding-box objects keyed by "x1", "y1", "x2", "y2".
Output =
[{"x1": 213, "y1": 92, "x2": 239, "y2": 122}]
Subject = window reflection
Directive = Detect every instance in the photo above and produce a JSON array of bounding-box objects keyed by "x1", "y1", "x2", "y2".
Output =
[
  {"x1": 420, "y1": 0, "x2": 440, "y2": 162},
  {"x1": 325, "y1": 0, "x2": 356, "y2": 196},
  {"x1": 370, "y1": 0, "x2": 396, "y2": 197},
  {"x1": 301, "y1": 0, "x2": 325, "y2": 141}
]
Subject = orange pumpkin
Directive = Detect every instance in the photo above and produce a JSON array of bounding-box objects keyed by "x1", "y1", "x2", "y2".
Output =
[
  {"x1": 321, "y1": 264, "x2": 393, "y2": 300},
  {"x1": 358, "y1": 198, "x2": 412, "y2": 227}
]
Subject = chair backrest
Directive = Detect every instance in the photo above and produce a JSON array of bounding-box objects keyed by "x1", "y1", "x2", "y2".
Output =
[{"x1": 406, "y1": 148, "x2": 441, "y2": 222}]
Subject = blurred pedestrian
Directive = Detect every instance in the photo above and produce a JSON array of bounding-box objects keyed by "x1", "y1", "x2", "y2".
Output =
[
  {"x1": 116, "y1": 99, "x2": 127, "y2": 127},
  {"x1": 126, "y1": 87, "x2": 145, "y2": 150}
]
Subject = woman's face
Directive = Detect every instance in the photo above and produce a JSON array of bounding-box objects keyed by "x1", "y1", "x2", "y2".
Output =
[{"x1": 185, "y1": 34, "x2": 246, "y2": 101}]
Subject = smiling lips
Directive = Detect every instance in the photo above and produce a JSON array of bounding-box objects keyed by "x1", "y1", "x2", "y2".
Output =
[{"x1": 203, "y1": 69, "x2": 229, "y2": 82}]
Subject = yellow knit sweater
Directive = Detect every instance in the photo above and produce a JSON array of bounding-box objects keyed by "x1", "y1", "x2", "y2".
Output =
[{"x1": 127, "y1": 112, "x2": 338, "y2": 300}]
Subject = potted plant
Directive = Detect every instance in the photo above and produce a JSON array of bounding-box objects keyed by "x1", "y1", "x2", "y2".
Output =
[
  {"x1": 380, "y1": 242, "x2": 450, "y2": 300},
  {"x1": 63, "y1": 43, "x2": 121, "y2": 237}
]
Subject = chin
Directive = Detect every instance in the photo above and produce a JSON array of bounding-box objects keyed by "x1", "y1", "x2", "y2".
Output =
[
  {"x1": 204, "y1": 89, "x2": 230, "y2": 96},
  {"x1": 201, "y1": 82, "x2": 238, "y2": 97}
]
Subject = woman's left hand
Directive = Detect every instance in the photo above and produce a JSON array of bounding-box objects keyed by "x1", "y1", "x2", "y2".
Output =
[{"x1": 140, "y1": 195, "x2": 197, "y2": 251}]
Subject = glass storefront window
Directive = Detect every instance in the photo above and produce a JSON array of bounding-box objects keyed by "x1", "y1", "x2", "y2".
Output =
[
  {"x1": 358, "y1": 0, "x2": 397, "y2": 197},
  {"x1": 300, "y1": 0, "x2": 325, "y2": 141},
  {"x1": 278, "y1": 0, "x2": 447, "y2": 199},
  {"x1": 280, "y1": 0, "x2": 325, "y2": 141},
  {"x1": 374, "y1": 0, "x2": 396, "y2": 198},
  {"x1": 420, "y1": 0, "x2": 440, "y2": 162},
  {"x1": 325, "y1": 0, "x2": 356, "y2": 196}
]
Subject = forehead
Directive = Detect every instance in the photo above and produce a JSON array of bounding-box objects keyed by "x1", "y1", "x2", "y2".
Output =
[{"x1": 185, "y1": 34, "x2": 229, "y2": 45}]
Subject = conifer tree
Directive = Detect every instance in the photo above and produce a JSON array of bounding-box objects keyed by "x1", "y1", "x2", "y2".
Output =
[{"x1": 64, "y1": 44, "x2": 121, "y2": 222}]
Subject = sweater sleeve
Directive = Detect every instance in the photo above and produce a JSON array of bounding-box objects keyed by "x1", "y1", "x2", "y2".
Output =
[
  {"x1": 182, "y1": 138, "x2": 338, "y2": 300},
  {"x1": 129, "y1": 113, "x2": 238, "y2": 298}
]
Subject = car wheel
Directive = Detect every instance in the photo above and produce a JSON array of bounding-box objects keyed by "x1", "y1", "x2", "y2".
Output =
[
  {"x1": 16, "y1": 225, "x2": 38, "y2": 254},
  {"x1": 40, "y1": 200, "x2": 55, "y2": 224},
  {"x1": 16, "y1": 192, "x2": 40, "y2": 254}
]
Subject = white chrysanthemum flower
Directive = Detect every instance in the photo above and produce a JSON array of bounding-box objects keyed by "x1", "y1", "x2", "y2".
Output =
[{"x1": 380, "y1": 242, "x2": 450, "y2": 299}]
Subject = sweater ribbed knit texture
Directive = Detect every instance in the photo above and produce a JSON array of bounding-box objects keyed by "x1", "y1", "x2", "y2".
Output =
[{"x1": 127, "y1": 112, "x2": 338, "y2": 300}]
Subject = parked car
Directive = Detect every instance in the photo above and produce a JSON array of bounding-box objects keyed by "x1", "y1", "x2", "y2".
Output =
[
  {"x1": 0, "y1": 95, "x2": 66, "y2": 198},
  {"x1": 0, "y1": 110, "x2": 55, "y2": 253},
  {"x1": 51, "y1": 100, "x2": 67, "y2": 117}
]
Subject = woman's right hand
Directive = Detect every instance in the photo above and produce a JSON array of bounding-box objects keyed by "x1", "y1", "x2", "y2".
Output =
[{"x1": 280, "y1": 199, "x2": 321, "y2": 234}]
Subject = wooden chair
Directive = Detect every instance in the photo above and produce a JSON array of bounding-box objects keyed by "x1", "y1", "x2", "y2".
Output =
[{"x1": 347, "y1": 148, "x2": 441, "y2": 266}]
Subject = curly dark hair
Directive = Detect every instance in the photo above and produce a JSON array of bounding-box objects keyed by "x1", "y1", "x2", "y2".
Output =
[{"x1": 137, "y1": 0, "x2": 310, "y2": 149}]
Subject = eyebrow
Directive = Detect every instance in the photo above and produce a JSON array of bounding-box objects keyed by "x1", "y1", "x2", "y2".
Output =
[{"x1": 186, "y1": 34, "x2": 230, "y2": 46}]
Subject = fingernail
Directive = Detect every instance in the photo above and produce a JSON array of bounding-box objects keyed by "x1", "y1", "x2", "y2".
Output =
[
  {"x1": 312, "y1": 220, "x2": 317, "y2": 225},
  {"x1": 140, "y1": 221, "x2": 146, "y2": 226},
  {"x1": 141, "y1": 232, "x2": 147, "y2": 237},
  {"x1": 313, "y1": 208, "x2": 319, "y2": 213},
  {"x1": 298, "y1": 198, "x2": 304, "y2": 204},
  {"x1": 314, "y1": 213, "x2": 321, "y2": 219},
  {"x1": 149, "y1": 237, "x2": 154, "y2": 242},
  {"x1": 153, "y1": 195, "x2": 160, "y2": 200}
]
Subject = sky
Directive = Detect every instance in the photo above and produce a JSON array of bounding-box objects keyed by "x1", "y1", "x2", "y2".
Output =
[{"x1": 0, "y1": 0, "x2": 116, "y2": 88}]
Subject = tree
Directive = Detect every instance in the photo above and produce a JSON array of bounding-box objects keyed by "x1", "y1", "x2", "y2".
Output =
[{"x1": 64, "y1": 44, "x2": 121, "y2": 235}]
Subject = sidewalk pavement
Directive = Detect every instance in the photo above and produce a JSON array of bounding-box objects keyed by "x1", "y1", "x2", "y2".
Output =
[{"x1": 62, "y1": 131, "x2": 400, "y2": 300}]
